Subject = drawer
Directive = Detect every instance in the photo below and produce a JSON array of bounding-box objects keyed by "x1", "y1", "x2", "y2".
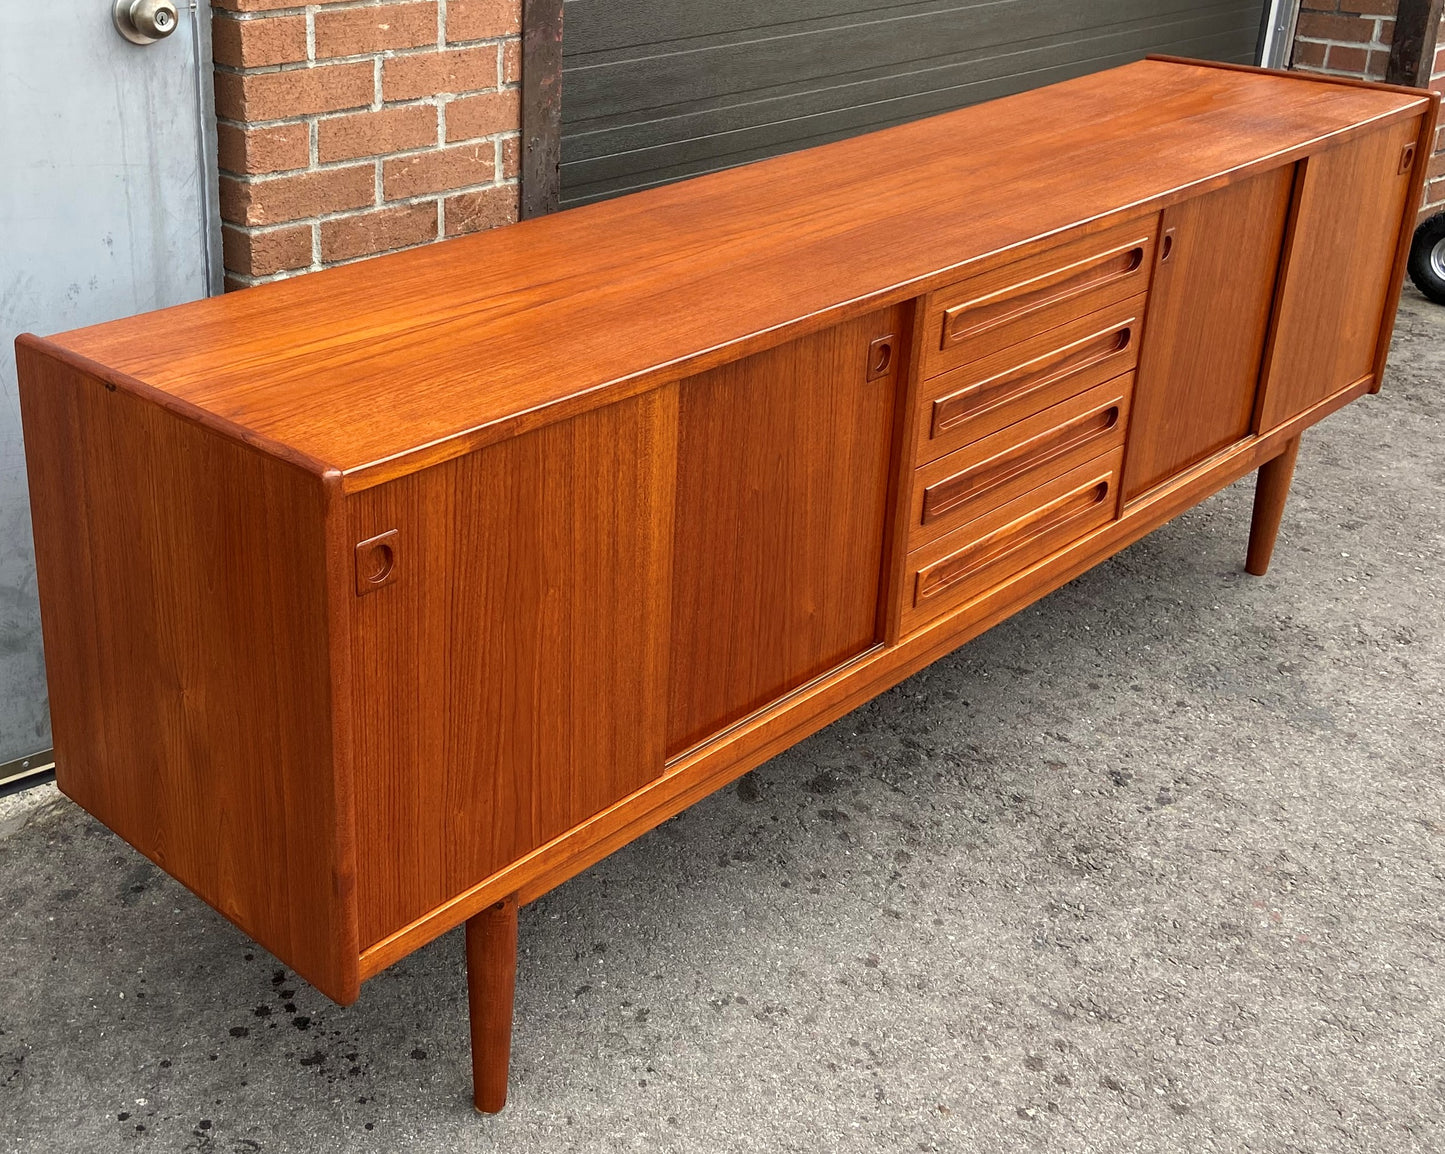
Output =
[
  {"x1": 907, "y1": 374, "x2": 1131, "y2": 551},
  {"x1": 921, "y1": 214, "x2": 1159, "y2": 379},
  {"x1": 901, "y1": 448, "x2": 1123, "y2": 634},
  {"x1": 915, "y1": 294, "x2": 1143, "y2": 466}
]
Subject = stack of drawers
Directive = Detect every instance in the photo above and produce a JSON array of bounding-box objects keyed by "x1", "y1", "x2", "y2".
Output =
[{"x1": 900, "y1": 213, "x2": 1161, "y2": 632}]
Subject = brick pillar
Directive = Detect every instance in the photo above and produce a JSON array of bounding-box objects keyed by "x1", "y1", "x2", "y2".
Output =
[
  {"x1": 213, "y1": 0, "x2": 522, "y2": 290},
  {"x1": 1291, "y1": 1, "x2": 1445, "y2": 220}
]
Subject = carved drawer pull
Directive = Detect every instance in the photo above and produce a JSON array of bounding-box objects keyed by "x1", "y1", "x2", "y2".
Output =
[
  {"x1": 922, "y1": 401, "x2": 1121, "y2": 524},
  {"x1": 942, "y1": 238, "x2": 1149, "y2": 349},
  {"x1": 932, "y1": 322, "x2": 1133, "y2": 437},
  {"x1": 917, "y1": 472, "x2": 1113, "y2": 602}
]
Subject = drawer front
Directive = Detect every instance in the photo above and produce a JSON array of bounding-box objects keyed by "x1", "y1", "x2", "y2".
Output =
[
  {"x1": 901, "y1": 448, "x2": 1123, "y2": 634},
  {"x1": 908, "y1": 374, "x2": 1131, "y2": 550},
  {"x1": 915, "y1": 295, "x2": 1143, "y2": 466},
  {"x1": 921, "y1": 214, "x2": 1158, "y2": 379}
]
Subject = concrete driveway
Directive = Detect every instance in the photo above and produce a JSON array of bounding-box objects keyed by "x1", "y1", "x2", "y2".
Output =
[{"x1": 3, "y1": 287, "x2": 1443, "y2": 1154}]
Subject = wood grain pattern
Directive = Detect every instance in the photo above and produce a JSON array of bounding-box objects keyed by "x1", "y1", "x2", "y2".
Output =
[
  {"x1": 558, "y1": 3, "x2": 1268, "y2": 206},
  {"x1": 909, "y1": 375, "x2": 1132, "y2": 550},
  {"x1": 1144, "y1": 53, "x2": 1436, "y2": 100},
  {"x1": 666, "y1": 308, "x2": 901, "y2": 757},
  {"x1": 878, "y1": 298, "x2": 930, "y2": 646},
  {"x1": 347, "y1": 389, "x2": 676, "y2": 949},
  {"x1": 917, "y1": 295, "x2": 1143, "y2": 467},
  {"x1": 923, "y1": 213, "x2": 1157, "y2": 377},
  {"x1": 15, "y1": 339, "x2": 359, "y2": 1003},
  {"x1": 1246, "y1": 435, "x2": 1302, "y2": 577},
  {"x1": 358, "y1": 372, "x2": 1378, "y2": 980},
  {"x1": 41, "y1": 62, "x2": 1426, "y2": 490},
  {"x1": 14, "y1": 65, "x2": 1429, "y2": 1114},
  {"x1": 1122, "y1": 164, "x2": 1294, "y2": 503},
  {"x1": 1369, "y1": 96, "x2": 1439, "y2": 394},
  {"x1": 466, "y1": 894, "x2": 519, "y2": 1113},
  {"x1": 1257, "y1": 116, "x2": 1423, "y2": 431},
  {"x1": 902, "y1": 449, "x2": 1123, "y2": 634}
]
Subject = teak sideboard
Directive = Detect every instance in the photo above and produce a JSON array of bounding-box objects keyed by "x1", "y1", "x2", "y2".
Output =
[{"x1": 17, "y1": 58, "x2": 1436, "y2": 1113}]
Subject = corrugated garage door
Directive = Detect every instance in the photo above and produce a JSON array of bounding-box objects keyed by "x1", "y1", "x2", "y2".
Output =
[{"x1": 560, "y1": 0, "x2": 1271, "y2": 206}]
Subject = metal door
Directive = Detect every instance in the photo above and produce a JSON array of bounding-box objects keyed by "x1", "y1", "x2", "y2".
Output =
[
  {"x1": 560, "y1": 0, "x2": 1275, "y2": 206},
  {"x1": 0, "y1": 0, "x2": 221, "y2": 772}
]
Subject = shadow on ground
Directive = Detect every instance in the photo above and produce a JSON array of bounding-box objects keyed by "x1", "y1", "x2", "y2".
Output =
[{"x1": 3, "y1": 290, "x2": 1443, "y2": 1154}]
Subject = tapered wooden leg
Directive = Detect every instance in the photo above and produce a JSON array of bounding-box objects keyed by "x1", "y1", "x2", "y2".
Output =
[
  {"x1": 1246, "y1": 435, "x2": 1301, "y2": 577},
  {"x1": 465, "y1": 894, "x2": 518, "y2": 1113}
]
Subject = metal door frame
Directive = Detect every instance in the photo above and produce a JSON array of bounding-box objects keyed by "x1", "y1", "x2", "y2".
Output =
[
  {"x1": 190, "y1": 0, "x2": 225, "y2": 294},
  {"x1": 1258, "y1": 0, "x2": 1302, "y2": 70}
]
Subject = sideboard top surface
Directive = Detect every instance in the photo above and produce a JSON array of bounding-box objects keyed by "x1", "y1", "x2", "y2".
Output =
[{"x1": 33, "y1": 59, "x2": 1426, "y2": 489}]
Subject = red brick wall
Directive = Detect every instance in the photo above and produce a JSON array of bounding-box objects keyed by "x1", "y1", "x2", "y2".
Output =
[
  {"x1": 209, "y1": 3, "x2": 1445, "y2": 289},
  {"x1": 213, "y1": 0, "x2": 522, "y2": 290},
  {"x1": 1428, "y1": 41, "x2": 1445, "y2": 214},
  {"x1": 1291, "y1": 0, "x2": 1396, "y2": 76},
  {"x1": 1291, "y1": 0, "x2": 1445, "y2": 220}
]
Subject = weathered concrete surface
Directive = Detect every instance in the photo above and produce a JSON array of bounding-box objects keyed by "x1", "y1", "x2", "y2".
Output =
[{"x1": 2, "y1": 288, "x2": 1442, "y2": 1154}]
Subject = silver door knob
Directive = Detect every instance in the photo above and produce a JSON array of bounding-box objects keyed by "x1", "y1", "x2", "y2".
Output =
[{"x1": 113, "y1": 0, "x2": 179, "y2": 44}]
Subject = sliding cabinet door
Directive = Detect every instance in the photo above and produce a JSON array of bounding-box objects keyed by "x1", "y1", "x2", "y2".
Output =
[
  {"x1": 1257, "y1": 117, "x2": 1423, "y2": 430},
  {"x1": 1122, "y1": 165, "x2": 1294, "y2": 501},
  {"x1": 667, "y1": 307, "x2": 904, "y2": 756}
]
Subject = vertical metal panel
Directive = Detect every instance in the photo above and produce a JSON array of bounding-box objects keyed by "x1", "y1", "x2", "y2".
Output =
[
  {"x1": 559, "y1": 0, "x2": 1273, "y2": 207},
  {"x1": 1258, "y1": 0, "x2": 1302, "y2": 69},
  {"x1": 0, "y1": 0, "x2": 220, "y2": 762}
]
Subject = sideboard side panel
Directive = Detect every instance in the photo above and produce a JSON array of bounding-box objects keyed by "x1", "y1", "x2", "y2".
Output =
[
  {"x1": 16, "y1": 342, "x2": 358, "y2": 1002},
  {"x1": 348, "y1": 388, "x2": 678, "y2": 950},
  {"x1": 1256, "y1": 115, "x2": 1423, "y2": 430}
]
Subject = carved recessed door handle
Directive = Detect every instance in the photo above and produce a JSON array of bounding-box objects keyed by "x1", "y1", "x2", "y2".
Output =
[
  {"x1": 355, "y1": 530, "x2": 399, "y2": 595},
  {"x1": 866, "y1": 333, "x2": 896, "y2": 381},
  {"x1": 1160, "y1": 227, "x2": 1177, "y2": 263}
]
